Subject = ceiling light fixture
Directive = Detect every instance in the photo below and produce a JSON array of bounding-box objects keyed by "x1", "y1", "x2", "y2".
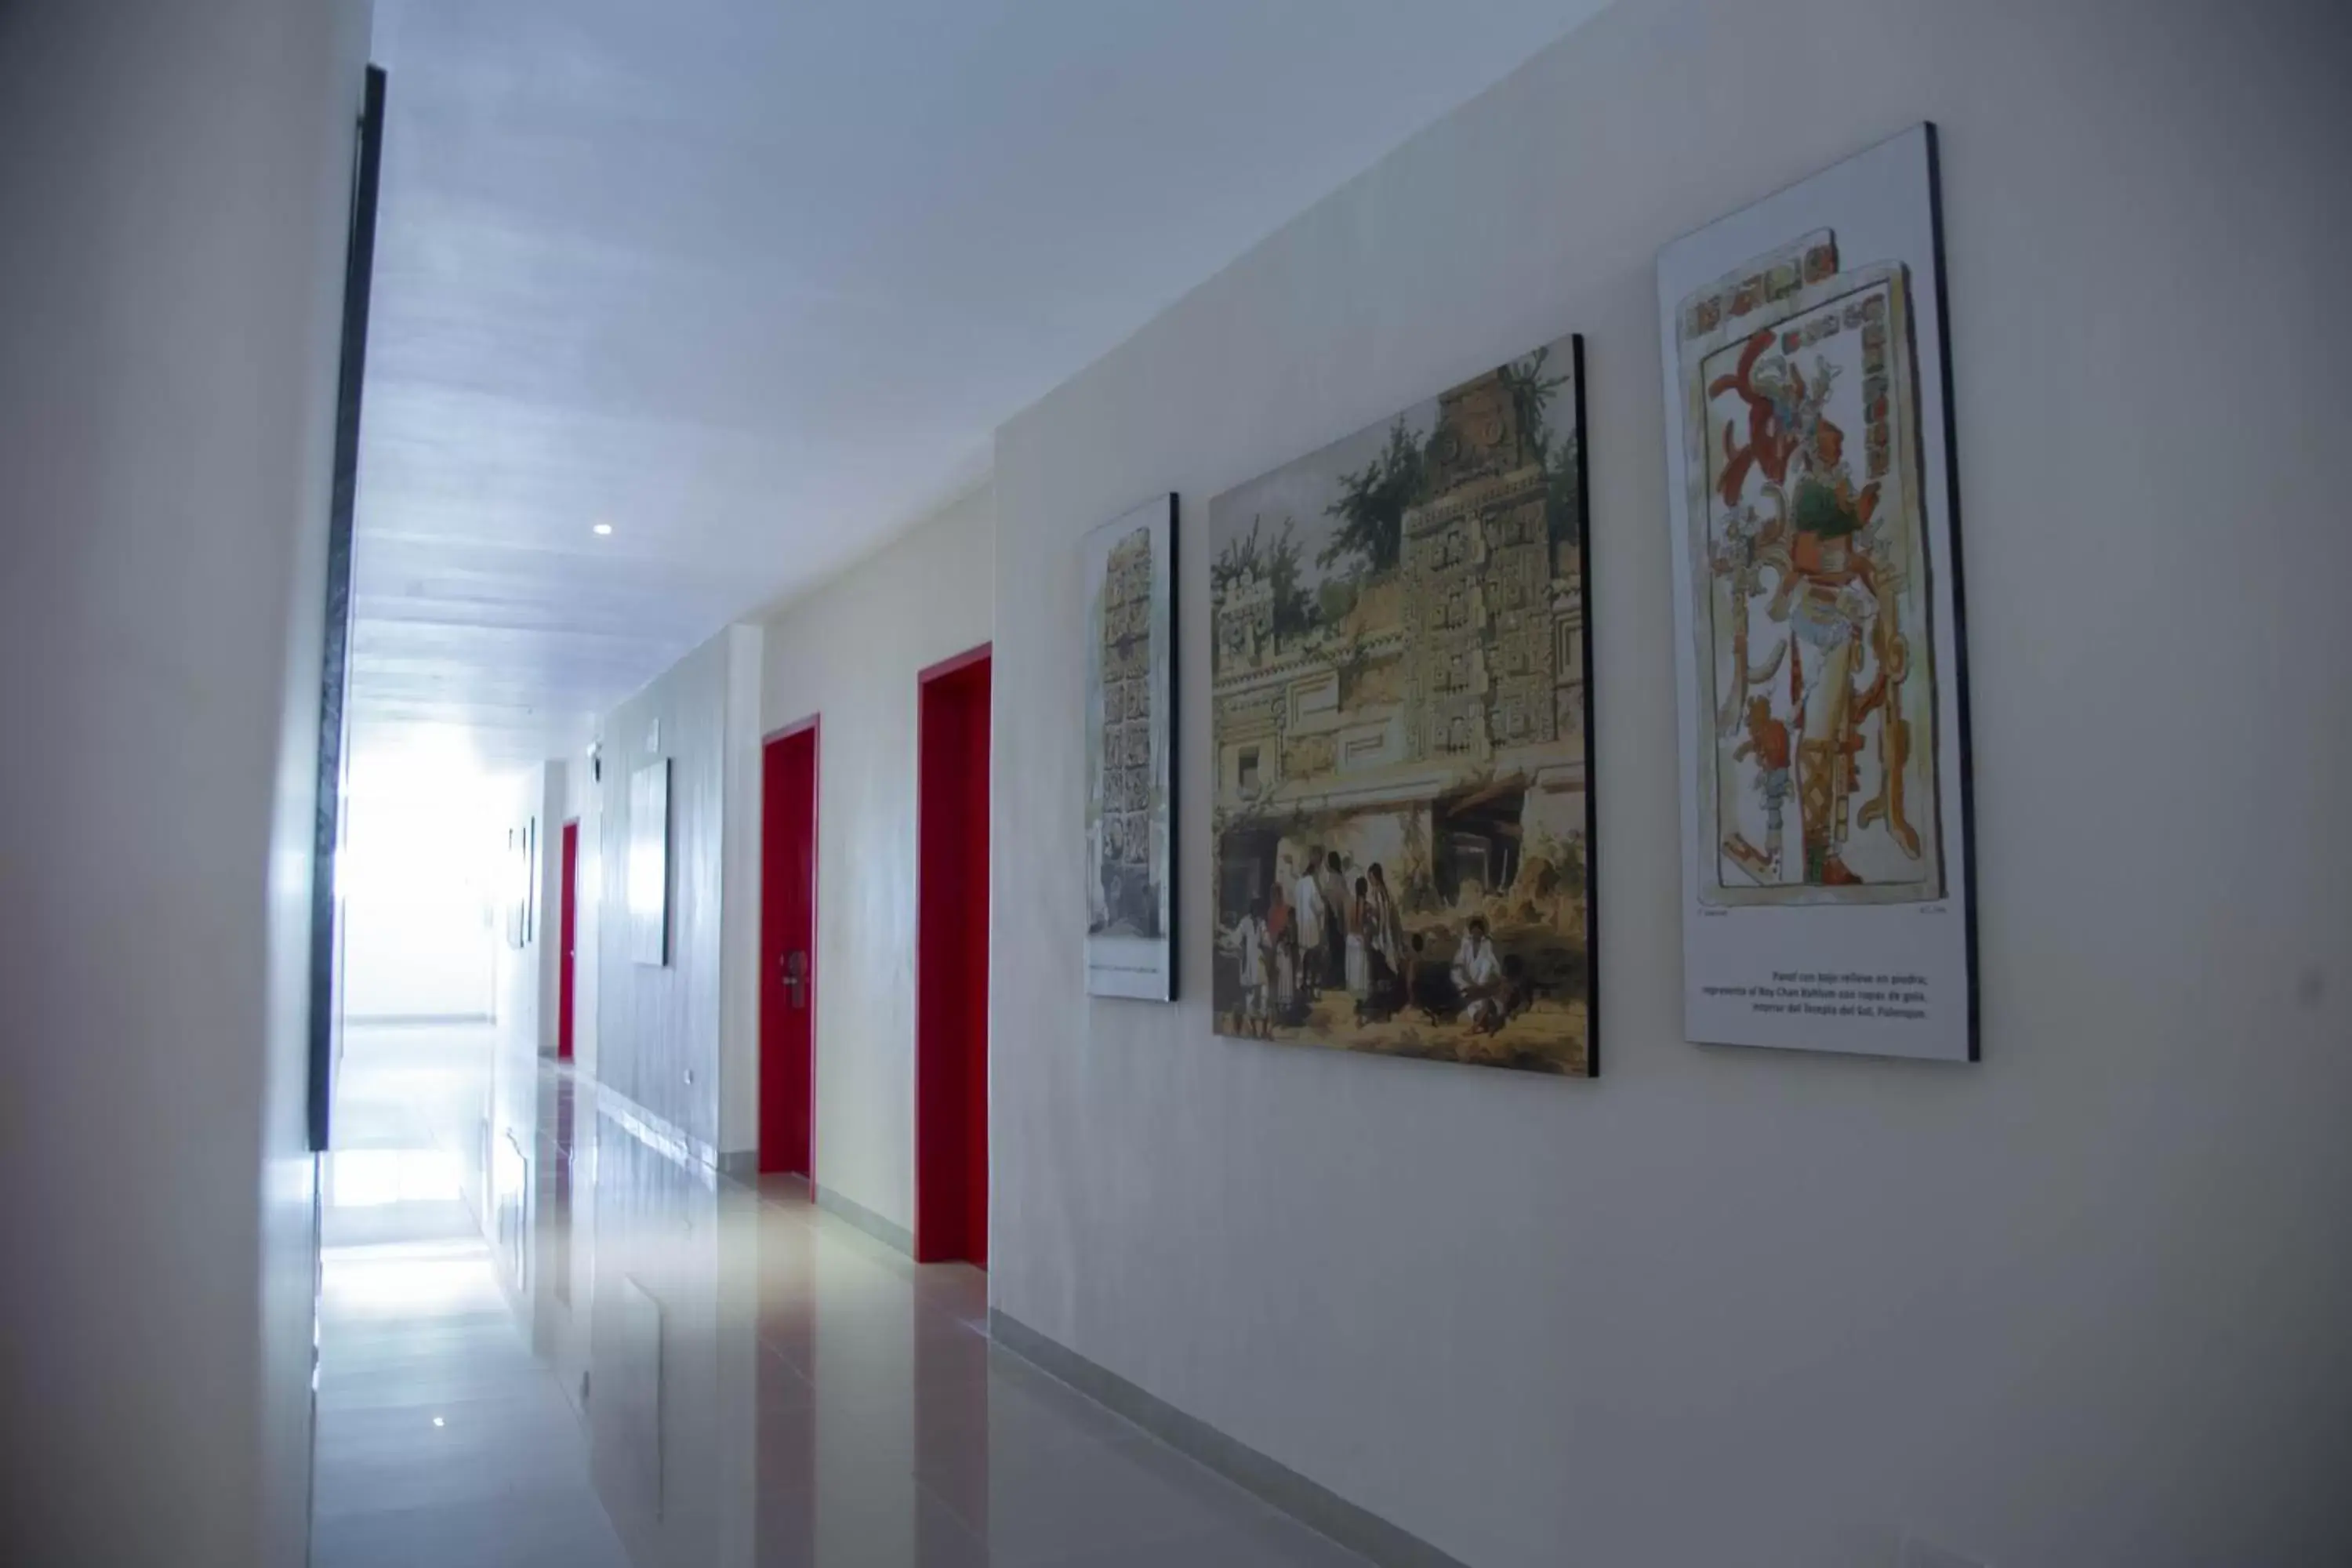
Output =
[{"x1": 592, "y1": 522, "x2": 613, "y2": 536}]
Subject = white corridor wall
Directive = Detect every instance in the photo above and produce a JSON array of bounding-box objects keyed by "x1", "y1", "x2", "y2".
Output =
[
  {"x1": 754, "y1": 482, "x2": 995, "y2": 1235},
  {"x1": 594, "y1": 625, "x2": 762, "y2": 1161},
  {"x1": 987, "y1": 1, "x2": 2352, "y2": 1565},
  {"x1": 565, "y1": 753, "x2": 604, "y2": 1077},
  {"x1": 0, "y1": 0, "x2": 372, "y2": 1562}
]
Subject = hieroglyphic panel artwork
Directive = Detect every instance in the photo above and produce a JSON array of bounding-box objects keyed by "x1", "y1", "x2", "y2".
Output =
[
  {"x1": 1684, "y1": 236, "x2": 1939, "y2": 906},
  {"x1": 1659, "y1": 124, "x2": 1976, "y2": 1061},
  {"x1": 1083, "y1": 495, "x2": 1175, "y2": 999}
]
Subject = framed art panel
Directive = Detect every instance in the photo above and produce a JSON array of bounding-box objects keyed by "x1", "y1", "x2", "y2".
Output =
[
  {"x1": 629, "y1": 759, "x2": 671, "y2": 967},
  {"x1": 305, "y1": 64, "x2": 386, "y2": 1150},
  {"x1": 505, "y1": 826, "x2": 524, "y2": 950},
  {"x1": 1208, "y1": 335, "x2": 1596, "y2": 1076},
  {"x1": 1657, "y1": 122, "x2": 1976, "y2": 1060},
  {"x1": 1083, "y1": 494, "x2": 1177, "y2": 1000}
]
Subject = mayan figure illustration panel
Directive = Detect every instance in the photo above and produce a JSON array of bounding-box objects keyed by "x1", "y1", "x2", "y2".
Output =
[
  {"x1": 1083, "y1": 495, "x2": 1176, "y2": 1000},
  {"x1": 1682, "y1": 238, "x2": 1940, "y2": 906},
  {"x1": 1658, "y1": 123, "x2": 1976, "y2": 1062},
  {"x1": 1208, "y1": 335, "x2": 1595, "y2": 1076}
]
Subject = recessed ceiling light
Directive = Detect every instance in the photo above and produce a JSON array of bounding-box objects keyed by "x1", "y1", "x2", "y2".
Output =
[{"x1": 592, "y1": 522, "x2": 613, "y2": 536}]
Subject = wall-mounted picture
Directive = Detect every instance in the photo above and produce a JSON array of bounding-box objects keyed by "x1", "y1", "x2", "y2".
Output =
[
  {"x1": 1083, "y1": 494, "x2": 1176, "y2": 1000},
  {"x1": 1209, "y1": 335, "x2": 1595, "y2": 1076},
  {"x1": 505, "y1": 826, "x2": 524, "y2": 949},
  {"x1": 1657, "y1": 122, "x2": 1976, "y2": 1060},
  {"x1": 628, "y1": 759, "x2": 670, "y2": 967}
]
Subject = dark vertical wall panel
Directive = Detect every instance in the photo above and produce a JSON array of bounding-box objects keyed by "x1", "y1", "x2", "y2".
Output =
[{"x1": 309, "y1": 64, "x2": 386, "y2": 1151}]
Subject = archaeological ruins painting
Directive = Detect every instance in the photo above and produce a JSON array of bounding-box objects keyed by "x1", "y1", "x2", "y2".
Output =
[
  {"x1": 1658, "y1": 124, "x2": 1977, "y2": 1061},
  {"x1": 1083, "y1": 495, "x2": 1176, "y2": 1000},
  {"x1": 1209, "y1": 337, "x2": 1595, "y2": 1076}
]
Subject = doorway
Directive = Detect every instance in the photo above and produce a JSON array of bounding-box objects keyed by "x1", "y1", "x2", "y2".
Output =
[
  {"x1": 760, "y1": 718, "x2": 819, "y2": 1177},
  {"x1": 915, "y1": 646, "x2": 990, "y2": 1267},
  {"x1": 557, "y1": 819, "x2": 579, "y2": 1061}
]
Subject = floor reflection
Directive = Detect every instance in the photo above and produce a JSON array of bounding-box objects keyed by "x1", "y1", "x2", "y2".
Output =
[
  {"x1": 314, "y1": 1025, "x2": 630, "y2": 1568},
  {"x1": 318, "y1": 1023, "x2": 1367, "y2": 1567}
]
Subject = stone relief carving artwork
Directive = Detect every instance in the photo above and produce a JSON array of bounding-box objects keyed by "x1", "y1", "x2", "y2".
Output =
[
  {"x1": 1682, "y1": 232, "x2": 1940, "y2": 905},
  {"x1": 1208, "y1": 336, "x2": 1596, "y2": 1076},
  {"x1": 1083, "y1": 495, "x2": 1175, "y2": 1000},
  {"x1": 1659, "y1": 124, "x2": 1977, "y2": 1061}
]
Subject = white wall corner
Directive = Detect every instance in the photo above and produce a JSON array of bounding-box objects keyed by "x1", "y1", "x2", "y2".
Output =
[{"x1": 718, "y1": 623, "x2": 767, "y2": 1157}]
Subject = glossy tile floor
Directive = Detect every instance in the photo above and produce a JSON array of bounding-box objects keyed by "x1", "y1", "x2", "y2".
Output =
[{"x1": 315, "y1": 1024, "x2": 1370, "y2": 1568}]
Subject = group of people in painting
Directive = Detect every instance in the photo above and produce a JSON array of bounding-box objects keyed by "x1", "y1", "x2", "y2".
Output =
[{"x1": 1225, "y1": 848, "x2": 1530, "y2": 1039}]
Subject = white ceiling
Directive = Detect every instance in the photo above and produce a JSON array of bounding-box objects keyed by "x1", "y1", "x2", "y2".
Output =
[{"x1": 352, "y1": 0, "x2": 1610, "y2": 775}]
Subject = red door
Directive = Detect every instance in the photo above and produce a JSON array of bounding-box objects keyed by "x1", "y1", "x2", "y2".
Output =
[
  {"x1": 760, "y1": 720, "x2": 818, "y2": 1176},
  {"x1": 557, "y1": 820, "x2": 579, "y2": 1061},
  {"x1": 916, "y1": 647, "x2": 990, "y2": 1267}
]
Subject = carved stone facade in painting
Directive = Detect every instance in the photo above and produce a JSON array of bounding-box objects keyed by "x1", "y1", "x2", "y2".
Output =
[
  {"x1": 1401, "y1": 370, "x2": 1563, "y2": 766},
  {"x1": 1097, "y1": 527, "x2": 1158, "y2": 936},
  {"x1": 1212, "y1": 372, "x2": 1585, "y2": 822}
]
